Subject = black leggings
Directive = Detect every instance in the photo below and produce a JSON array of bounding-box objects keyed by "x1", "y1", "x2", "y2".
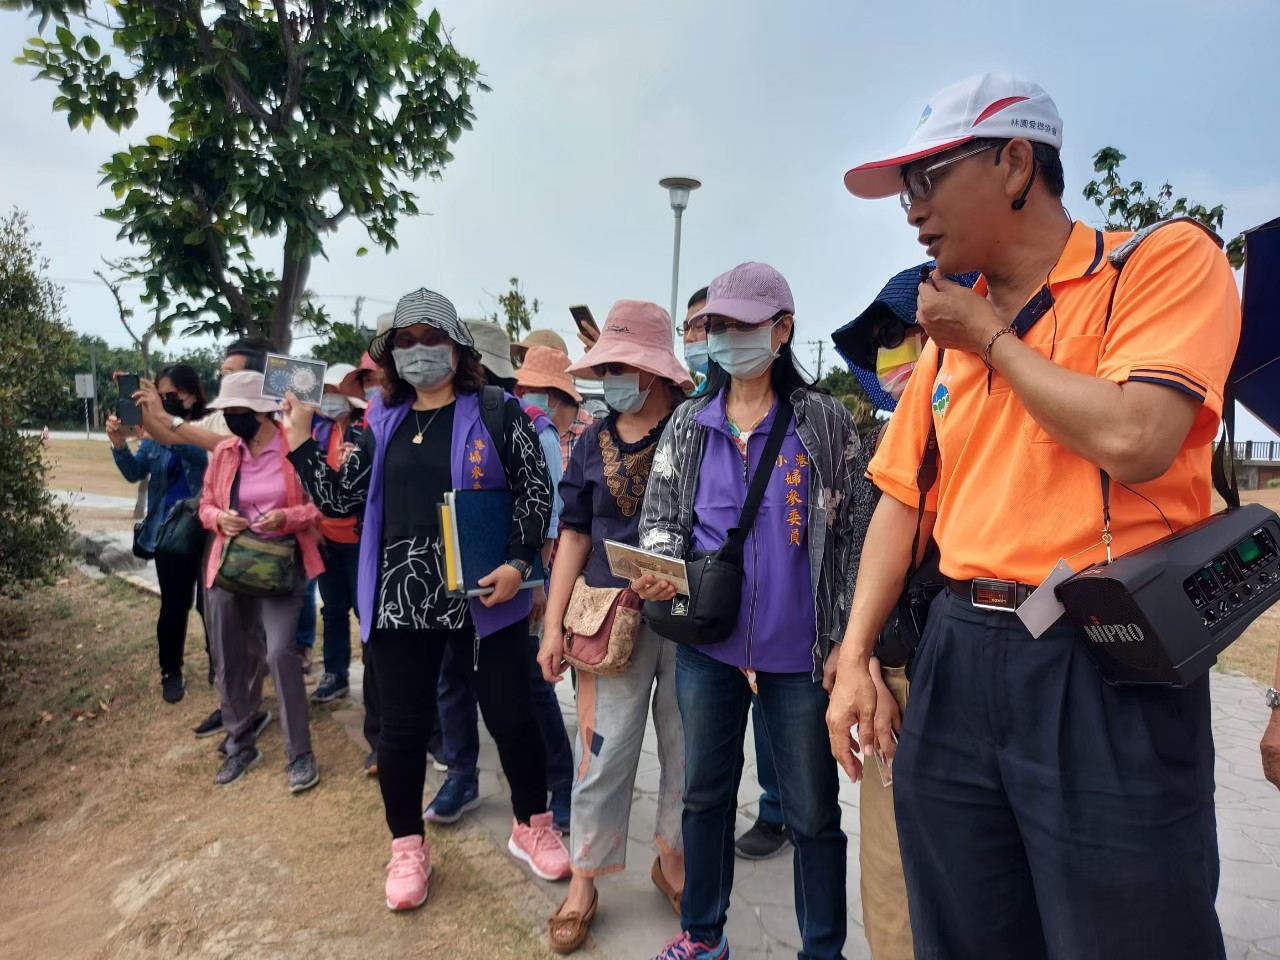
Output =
[
  {"x1": 368, "y1": 619, "x2": 548, "y2": 838},
  {"x1": 153, "y1": 548, "x2": 206, "y2": 676}
]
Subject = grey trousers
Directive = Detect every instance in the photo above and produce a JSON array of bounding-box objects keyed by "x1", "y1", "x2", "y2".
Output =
[{"x1": 206, "y1": 575, "x2": 312, "y2": 761}]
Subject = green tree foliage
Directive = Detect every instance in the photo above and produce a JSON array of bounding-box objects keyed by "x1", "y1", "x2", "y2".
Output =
[
  {"x1": 0, "y1": 209, "x2": 75, "y2": 589},
  {"x1": 1083, "y1": 147, "x2": 1245, "y2": 269},
  {"x1": 819, "y1": 366, "x2": 879, "y2": 435},
  {"x1": 488, "y1": 277, "x2": 539, "y2": 344},
  {"x1": 310, "y1": 321, "x2": 368, "y2": 367},
  {"x1": 8, "y1": 1, "x2": 485, "y2": 350}
]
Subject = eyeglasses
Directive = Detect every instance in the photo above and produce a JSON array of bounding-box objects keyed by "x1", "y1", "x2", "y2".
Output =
[
  {"x1": 594, "y1": 363, "x2": 630, "y2": 378},
  {"x1": 159, "y1": 391, "x2": 187, "y2": 405},
  {"x1": 392, "y1": 326, "x2": 449, "y2": 349},
  {"x1": 705, "y1": 314, "x2": 787, "y2": 335},
  {"x1": 899, "y1": 143, "x2": 997, "y2": 212}
]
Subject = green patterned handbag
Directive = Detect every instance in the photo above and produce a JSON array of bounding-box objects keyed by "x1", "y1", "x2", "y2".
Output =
[{"x1": 215, "y1": 530, "x2": 297, "y2": 597}]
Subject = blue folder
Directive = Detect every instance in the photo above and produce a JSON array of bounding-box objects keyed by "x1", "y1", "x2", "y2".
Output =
[{"x1": 443, "y1": 488, "x2": 545, "y2": 598}]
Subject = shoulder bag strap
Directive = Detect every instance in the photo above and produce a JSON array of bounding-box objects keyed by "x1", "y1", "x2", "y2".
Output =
[
  {"x1": 1096, "y1": 222, "x2": 1239, "y2": 560},
  {"x1": 479, "y1": 384, "x2": 510, "y2": 483},
  {"x1": 721, "y1": 396, "x2": 794, "y2": 561}
]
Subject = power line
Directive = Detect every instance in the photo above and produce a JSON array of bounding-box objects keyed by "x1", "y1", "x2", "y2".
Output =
[{"x1": 48, "y1": 275, "x2": 397, "y2": 305}]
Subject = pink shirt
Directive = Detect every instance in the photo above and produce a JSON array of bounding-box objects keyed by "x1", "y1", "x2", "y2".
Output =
[{"x1": 235, "y1": 426, "x2": 289, "y2": 536}]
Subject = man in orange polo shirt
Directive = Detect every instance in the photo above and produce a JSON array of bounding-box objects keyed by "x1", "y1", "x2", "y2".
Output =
[{"x1": 827, "y1": 73, "x2": 1240, "y2": 959}]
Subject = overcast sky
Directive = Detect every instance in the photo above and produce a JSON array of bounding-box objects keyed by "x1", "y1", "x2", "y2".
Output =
[{"x1": 2, "y1": 0, "x2": 1278, "y2": 435}]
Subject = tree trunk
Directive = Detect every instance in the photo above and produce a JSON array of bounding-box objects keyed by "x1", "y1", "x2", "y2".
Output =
[{"x1": 269, "y1": 228, "x2": 312, "y2": 353}]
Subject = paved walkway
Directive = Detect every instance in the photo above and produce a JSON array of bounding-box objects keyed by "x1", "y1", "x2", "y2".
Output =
[
  {"x1": 331, "y1": 661, "x2": 1280, "y2": 960},
  {"x1": 97, "y1": 549, "x2": 1280, "y2": 957}
]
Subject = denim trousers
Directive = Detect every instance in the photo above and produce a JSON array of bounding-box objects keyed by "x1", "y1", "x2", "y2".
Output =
[
  {"x1": 676, "y1": 644, "x2": 846, "y2": 960},
  {"x1": 317, "y1": 541, "x2": 360, "y2": 684},
  {"x1": 752, "y1": 699, "x2": 784, "y2": 826}
]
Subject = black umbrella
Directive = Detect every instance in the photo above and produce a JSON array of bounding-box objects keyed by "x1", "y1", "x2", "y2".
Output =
[{"x1": 1231, "y1": 216, "x2": 1280, "y2": 434}]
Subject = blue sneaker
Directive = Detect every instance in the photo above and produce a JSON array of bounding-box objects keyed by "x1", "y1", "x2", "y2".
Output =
[
  {"x1": 654, "y1": 933, "x2": 729, "y2": 960},
  {"x1": 550, "y1": 785, "x2": 571, "y2": 834},
  {"x1": 424, "y1": 777, "x2": 481, "y2": 825}
]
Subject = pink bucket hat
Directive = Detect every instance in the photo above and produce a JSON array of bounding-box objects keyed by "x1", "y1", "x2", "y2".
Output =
[{"x1": 567, "y1": 300, "x2": 693, "y2": 392}]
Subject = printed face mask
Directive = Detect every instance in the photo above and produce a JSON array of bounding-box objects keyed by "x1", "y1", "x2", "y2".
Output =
[
  {"x1": 319, "y1": 393, "x2": 351, "y2": 420},
  {"x1": 522, "y1": 392, "x2": 556, "y2": 417},
  {"x1": 707, "y1": 324, "x2": 778, "y2": 381},
  {"x1": 876, "y1": 334, "x2": 923, "y2": 400},
  {"x1": 393, "y1": 343, "x2": 455, "y2": 390},
  {"x1": 602, "y1": 372, "x2": 650, "y2": 414},
  {"x1": 224, "y1": 410, "x2": 262, "y2": 441},
  {"x1": 684, "y1": 341, "x2": 709, "y2": 376}
]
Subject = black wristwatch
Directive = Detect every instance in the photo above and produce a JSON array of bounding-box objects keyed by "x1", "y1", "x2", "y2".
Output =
[{"x1": 505, "y1": 558, "x2": 533, "y2": 581}]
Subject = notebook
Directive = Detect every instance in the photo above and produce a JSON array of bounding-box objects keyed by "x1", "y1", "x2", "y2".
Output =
[{"x1": 439, "y1": 489, "x2": 545, "y2": 598}]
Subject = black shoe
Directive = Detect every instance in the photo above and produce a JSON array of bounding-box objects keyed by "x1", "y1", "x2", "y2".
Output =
[
  {"x1": 161, "y1": 671, "x2": 186, "y2": 704},
  {"x1": 217, "y1": 711, "x2": 272, "y2": 756},
  {"x1": 193, "y1": 708, "x2": 224, "y2": 738},
  {"x1": 734, "y1": 819, "x2": 789, "y2": 860},
  {"x1": 311, "y1": 673, "x2": 350, "y2": 704},
  {"x1": 215, "y1": 748, "x2": 262, "y2": 787},
  {"x1": 287, "y1": 752, "x2": 320, "y2": 793}
]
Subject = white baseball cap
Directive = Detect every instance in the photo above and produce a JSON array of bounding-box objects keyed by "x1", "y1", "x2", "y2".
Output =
[{"x1": 844, "y1": 73, "x2": 1064, "y2": 200}]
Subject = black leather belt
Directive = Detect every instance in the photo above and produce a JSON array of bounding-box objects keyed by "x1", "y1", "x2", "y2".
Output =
[{"x1": 945, "y1": 577, "x2": 1039, "y2": 613}]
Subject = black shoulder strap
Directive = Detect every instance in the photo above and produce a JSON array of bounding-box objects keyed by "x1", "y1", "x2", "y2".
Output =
[
  {"x1": 1098, "y1": 219, "x2": 1239, "y2": 550},
  {"x1": 905, "y1": 348, "x2": 944, "y2": 590},
  {"x1": 721, "y1": 396, "x2": 794, "y2": 561},
  {"x1": 479, "y1": 384, "x2": 510, "y2": 482}
]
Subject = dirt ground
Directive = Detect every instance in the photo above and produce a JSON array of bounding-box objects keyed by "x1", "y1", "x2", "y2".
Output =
[
  {"x1": 43, "y1": 439, "x2": 140, "y2": 500},
  {"x1": 0, "y1": 575, "x2": 554, "y2": 960}
]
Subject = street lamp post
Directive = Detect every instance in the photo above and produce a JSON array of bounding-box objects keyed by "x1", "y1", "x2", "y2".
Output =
[{"x1": 659, "y1": 177, "x2": 701, "y2": 330}]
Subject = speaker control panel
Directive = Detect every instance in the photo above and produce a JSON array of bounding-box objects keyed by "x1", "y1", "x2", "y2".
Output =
[{"x1": 1183, "y1": 527, "x2": 1280, "y2": 628}]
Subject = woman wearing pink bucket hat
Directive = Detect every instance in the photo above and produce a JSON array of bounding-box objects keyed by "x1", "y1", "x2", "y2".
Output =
[{"x1": 537, "y1": 300, "x2": 691, "y2": 953}]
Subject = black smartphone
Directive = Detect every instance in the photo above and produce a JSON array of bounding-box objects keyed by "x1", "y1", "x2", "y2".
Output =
[
  {"x1": 116, "y1": 373, "x2": 142, "y2": 426},
  {"x1": 569, "y1": 305, "x2": 598, "y2": 338}
]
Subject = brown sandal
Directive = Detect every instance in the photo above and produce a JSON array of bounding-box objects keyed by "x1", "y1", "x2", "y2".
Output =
[
  {"x1": 548, "y1": 889, "x2": 598, "y2": 955},
  {"x1": 651, "y1": 856, "x2": 682, "y2": 917}
]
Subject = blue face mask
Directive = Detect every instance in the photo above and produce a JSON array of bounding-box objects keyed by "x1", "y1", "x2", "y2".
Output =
[
  {"x1": 684, "y1": 341, "x2": 709, "y2": 376},
  {"x1": 522, "y1": 392, "x2": 556, "y2": 417},
  {"x1": 393, "y1": 343, "x2": 454, "y2": 389},
  {"x1": 602, "y1": 372, "x2": 650, "y2": 414}
]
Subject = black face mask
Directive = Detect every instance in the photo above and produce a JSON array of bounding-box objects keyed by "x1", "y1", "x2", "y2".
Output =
[
  {"x1": 224, "y1": 411, "x2": 261, "y2": 441},
  {"x1": 162, "y1": 397, "x2": 190, "y2": 419}
]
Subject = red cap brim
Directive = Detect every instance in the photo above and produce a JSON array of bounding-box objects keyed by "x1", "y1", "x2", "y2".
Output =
[{"x1": 843, "y1": 136, "x2": 974, "y2": 199}]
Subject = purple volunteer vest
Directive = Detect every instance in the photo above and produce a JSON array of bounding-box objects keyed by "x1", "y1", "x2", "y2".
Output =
[
  {"x1": 691, "y1": 394, "x2": 817, "y2": 673},
  {"x1": 357, "y1": 391, "x2": 532, "y2": 642}
]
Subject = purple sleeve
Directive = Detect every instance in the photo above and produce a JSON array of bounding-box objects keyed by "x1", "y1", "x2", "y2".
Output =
[{"x1": 558, "y1": 428, "x2": 593, "y2": 534}]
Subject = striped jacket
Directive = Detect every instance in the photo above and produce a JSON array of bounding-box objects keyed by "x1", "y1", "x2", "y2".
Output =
[{"x1": 638, "y1": 388, "x2": 861, "y2": 680}]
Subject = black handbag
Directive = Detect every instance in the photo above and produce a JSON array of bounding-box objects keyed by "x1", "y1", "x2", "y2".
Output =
[
  {"x1": 154, "y1": 497, "x2": 207, "y2": 559},
  {"x1": 876, "y1": 348, "x2": 946, "y2": 675},
  {"x1": 643, "y1": 398, "x2": 794, "y2": 647},
  {"x1": 131, "y1": 521, "x2": 154, "y2": 561}
]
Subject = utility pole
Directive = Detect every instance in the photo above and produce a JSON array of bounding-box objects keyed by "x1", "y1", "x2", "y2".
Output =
[
  {"x1": 89, "y1": 341, "x2": 98, "y2": 430},
  {"x1": 352, "y1": 295, "x2": 365, "y2": 329},
  {"x1": 804, "y1": 340, "x2": 826, "y2": 380}
]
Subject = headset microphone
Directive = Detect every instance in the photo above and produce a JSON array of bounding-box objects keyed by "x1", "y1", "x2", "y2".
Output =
[{"x1": 1012, "y1": 158, "x2": 1038, "y2": 211}]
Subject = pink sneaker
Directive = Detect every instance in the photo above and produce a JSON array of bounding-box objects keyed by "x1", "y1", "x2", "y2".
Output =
[
  {"x1": 385, "y1": 835, "x2": 431, "y2": 911},
  {"x1": 508, "y1": 812, "x2": 571, "y2": 880}
]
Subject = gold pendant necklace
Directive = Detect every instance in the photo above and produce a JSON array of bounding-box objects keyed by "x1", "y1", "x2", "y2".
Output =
[{"x1": 412, "y1": 406, "x2": 443, "y2": 444}]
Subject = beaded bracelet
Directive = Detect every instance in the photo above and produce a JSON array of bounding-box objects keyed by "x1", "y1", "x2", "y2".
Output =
[{"x1": 982, "y1": 326, "x2": 1016, "y2": 370}]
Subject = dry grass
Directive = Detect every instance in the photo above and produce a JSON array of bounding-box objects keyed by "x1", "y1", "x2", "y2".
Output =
[
  {"x1": 0, "y1": 575, "x2": 550, "y2": 960},
  {"x1": 43, "y1": 438, "x2": 141, "y2": 500}
]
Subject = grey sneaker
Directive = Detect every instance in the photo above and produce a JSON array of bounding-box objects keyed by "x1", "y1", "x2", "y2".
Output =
[
  {"x1": 217, "y1": 710, "x2": 272, "y2": 757},
  {"x1": 287, "y1": 752, "x2": 320, "y2": 793},
  {"x1": 215, "y1": 748, "x2": 262, "y2": 787}
]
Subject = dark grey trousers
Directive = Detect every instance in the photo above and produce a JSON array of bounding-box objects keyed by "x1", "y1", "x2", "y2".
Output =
[{"x1": 206, "y1": 575, "x2": 312, "y2": 761}]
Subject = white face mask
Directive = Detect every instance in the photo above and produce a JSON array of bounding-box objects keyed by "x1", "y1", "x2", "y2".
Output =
[
  {"x1": 602, "y1": 372, "x2": 650, "y2": 414},
  {"x1": 319, "y1": 394, "x2": 351, "y2": 420},
  {"x1": 393, "y1": 343, "x2": 455, "y2": 389},
  {"x1": 707, "y1": 323, "x2": 778, "y2": 381},
  {"x1": 684, "y1": 341, "x2": 710, "y2": 375}
]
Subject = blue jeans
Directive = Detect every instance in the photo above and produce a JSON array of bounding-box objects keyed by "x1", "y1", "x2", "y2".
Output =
[
  {"x1": 752, "y1": 699, "x2": 783, "y2": 826},
  {"x1": 676, "y1": 645, "x2": 846, "y2": 960},
  {"x1": 295, "y1": 577, "x2": 318, "y2": 648},
  {"x1": 318, "y1": 541, "x2": 360, "y2": 684},
  {"x1": 438, "y1": 631, "x2": 574, "y2": 794}
]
